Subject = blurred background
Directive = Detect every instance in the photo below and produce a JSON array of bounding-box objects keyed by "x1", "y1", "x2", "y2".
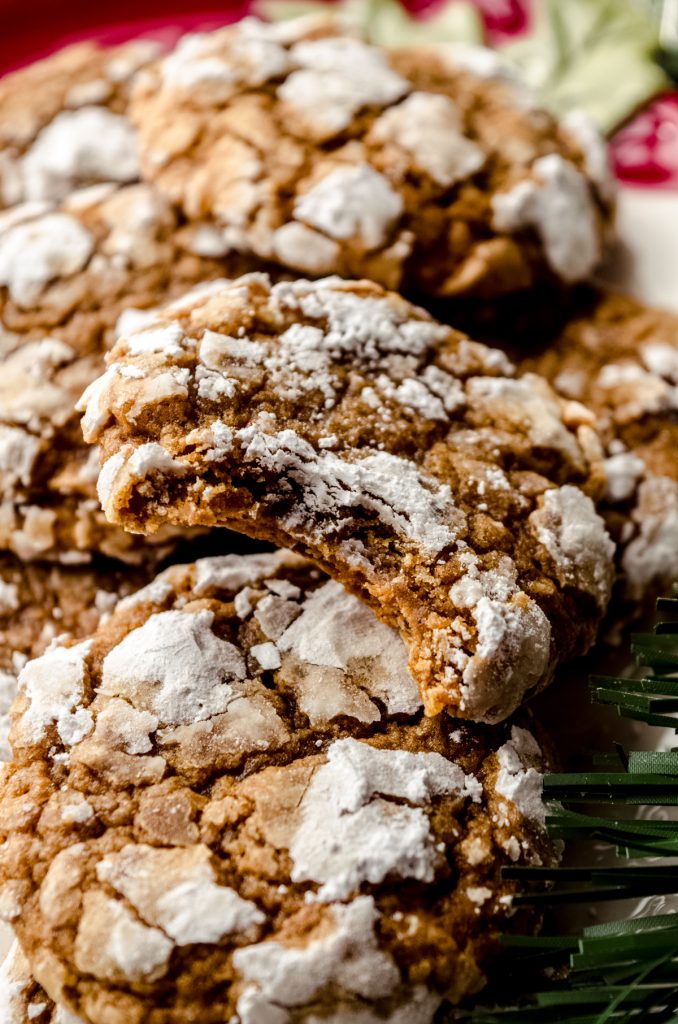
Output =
[{"x1": 2, "y1": 0, "x2": 675, "y2": 307}]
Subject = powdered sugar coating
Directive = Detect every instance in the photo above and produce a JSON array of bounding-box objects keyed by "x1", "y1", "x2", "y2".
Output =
[
  {"x1": 492, "y1": 154, "x2": 601, "y2": 281},
  {"x1": 83, "y1": 274, "x2": 612, "y2": 721},
  {"x1": 524, "y1": 291, "x2": 678, "y2": 608},
  {"x1": 0, "y1": 551, "x2": 555, "y2": 1023},
  {"x1": 289, "y1": 738, "x2": 482, "y2": 900},
  {"x1": 130, "y1": 19, "x2": 611, "y2": 297},
  {"x1": 0, "y1": 39, "x2": 159, "y2": 209},
  {"x1": 0, "y1": 168, "x2": 257, "y2": 562}
]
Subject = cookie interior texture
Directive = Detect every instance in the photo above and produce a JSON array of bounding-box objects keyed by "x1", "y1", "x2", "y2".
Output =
[
  {"x1": 522, "y1": 289, "x2": 678, "y2": 605},
  {"x1": 81, "y1": 273, "x2": 615, "y2": 722},
  {"x1": 0, "y1": 551, "x2": 555, "y2": 1024},
  {"x1": 129, "y1": 17, "x2": 614, "y2": 300}
]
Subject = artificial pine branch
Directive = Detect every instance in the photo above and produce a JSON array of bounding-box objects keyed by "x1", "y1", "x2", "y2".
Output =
[{"x1": 456, "y1": 592, "x2": 678, "y2": 1023}]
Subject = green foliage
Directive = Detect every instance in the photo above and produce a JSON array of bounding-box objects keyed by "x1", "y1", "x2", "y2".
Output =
[{"x1": 458, "y1": 593, "x2": 678, "y2": 1023}]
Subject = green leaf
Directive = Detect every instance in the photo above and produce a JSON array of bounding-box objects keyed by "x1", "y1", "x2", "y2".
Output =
[{"x1": 501, "y1": 0, "x2": 670, "y2": 132}]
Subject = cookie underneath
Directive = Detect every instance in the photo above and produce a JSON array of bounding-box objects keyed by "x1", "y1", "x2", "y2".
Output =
[{"x1": 0, "y1": 551, "x2": 555, "y2": 1024}]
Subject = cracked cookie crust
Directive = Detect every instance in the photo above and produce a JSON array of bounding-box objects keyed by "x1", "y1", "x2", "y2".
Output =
[
  {"x1": 0, "y1": 39, "x2": 161, "y2": 210},
  {"x1": 0, "y1": 180, "x2": 264, "y2": 563},
  {"x1": 129, "y1": 18, "x2": 613, "y2": 299},
  {"x1": 81, "y1": 273, "x2": 614, "y2": 722},
  {"x1": 524, "y1": 290, "x2": 678, "y2": 605},
  {"x1": 0, "y1": 551, "x2": 555, "y2": 1024},
  {"x1": 0, "y1": 554, "x2": 151, "y2": 762}
]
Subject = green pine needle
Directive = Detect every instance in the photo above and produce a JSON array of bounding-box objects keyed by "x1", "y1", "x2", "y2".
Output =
[{"x1": 456, "y1": 598, "x2": 678, "y2": 1023}]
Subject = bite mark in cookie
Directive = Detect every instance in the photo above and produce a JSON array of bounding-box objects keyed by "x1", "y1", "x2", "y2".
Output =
[{"x1": 80, "y1": 274, "x2": 614, "y2": 720}]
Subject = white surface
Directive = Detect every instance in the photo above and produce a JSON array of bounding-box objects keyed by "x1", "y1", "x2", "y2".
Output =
[{"x1": 600, "y1": 187, "x2": 678, "y2": 314}]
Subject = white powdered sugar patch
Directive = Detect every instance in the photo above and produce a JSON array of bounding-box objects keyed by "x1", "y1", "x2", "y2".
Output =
[
  {"x1": 294, "y1": 165, "x2": 403, "y2": 249},
  {"x1": 622, "y1": 475, "x2": 678, "y2": 600},
  {"x1": 466, "y1": 374, "x2": 585, "y2": 469},
  {"x1": 123, "y1": 322, "x2": 187, "y2": 358},
  {"x1": 17, "y1": 639, "x2": 94, "y2": 747},
  {"x1": 97, "y1": 843, "x2": 264, "y2": 945},
  {"x1": 529, "y1": 485, "x2": 615, "y2": 609},
  {"x1": 193, "y1": 551, "x2": 287, "y2": 596},
  {"x1": 0, "y1": 670, "x2": 18, "y2": 762},
  {"x1": 0, "y1": 212, "x2": 94, "y2": 307},
  {"x1": 272, "y1": 222, "x2": 340, "y2": 275},
  {"x1": 0, "y1": 427, "x2": 41, "y2": 489},
  {"x1": 277, "y1": 580, "x2": 421, "y2": 720},
  {"x1": 272, "y1": 278, "x2": 448, "y2": 358},
  {"x1": 604, "y1": 451, "x2": 645, "y2": 503},
  {"x1": 236, "y1": 428, "x2": 463, "y2": 555},
  {"x1": 494, "y1": 726, "x2": 546, "y2": 827},
  {"x1": 233, "y1": 895, "x2": 400, "y2": 1022},
  {"x1": 288, "y1": 737, "x2": 481, "y2": 900},
  {"x1": 435, "y1": 41, "x2": 517, "y2": 81},
  {"x1": 492, "y1": 154, "x2": 600, "y2": 281},
  {"x1": 74, "y1": 892, "x2": 172, "y2": 982},
  {"x1": 0, "y1": 580, "x2": 18, "y2": 616},
  {"x1": 562, "y1": 110, "x2": 616, "y2": 203},
  {"x1": 461, "y1": 594, "x2": 552, "y2": 723},
  {"x1": 0, "y1": 941, "x2": 35, "y2": 1024},
  {"x1": 279, "y1": 37, "x2": 408, "y2": 140},
  {"x1": 304, "y1": 990, "x2": 442, "y2": 1024},
  {"x1": 641, "y1": 342, "x2": 678, "y2": 383},
  {"x1": 161, "y1": 20, "x2": 292, "y2": 94},
  {"x1": 101, "y1": 609, "x2": 246, "y2": 726},
  {"x1": 370, "y1": 92, "x2": 486, "y2": 187},
  {"x1": 19, "y1": 106, "x2": 140, "y2": 203}
]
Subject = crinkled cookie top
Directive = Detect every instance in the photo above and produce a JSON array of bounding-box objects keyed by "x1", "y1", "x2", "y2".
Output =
[
  {"x1": 0, "y1": 550, "x2": 554, "y2": 1024},
  {"x1": 524, "y1": 290, "x2": 678, "y2": 603},
  {"x1": 0, "y1": 39, "x2": 163, "y2": 210},
  {"x1": 130, "y1": 17, "x2": 614, "y2": 298},
  {"x1": 81, "y1": 273, "x2": 614, "y2": 720}
]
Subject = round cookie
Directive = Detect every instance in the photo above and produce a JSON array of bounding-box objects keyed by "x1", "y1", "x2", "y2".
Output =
[
  {"x1": 80, "y1": 273, "x2": 614, "y2": 721},
  {"x1": 0, "y1": 551, "x2": 555, "y2": 1024},
  {"x1": 0, "y1": 181, "x2": 264, "y2": 563},
  {"x1": 130, "y1": 17, "x2": 614, "y2": 299},
  {"x1": 0, "y1": 39, "x2": 160, "y2": 209},
  {"x1": 523, "y1": 289, "x2": 678, "y2": 603}
]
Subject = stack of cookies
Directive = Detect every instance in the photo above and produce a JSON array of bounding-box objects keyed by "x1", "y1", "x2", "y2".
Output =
[{"x1": 0, "y1": 15, "x2": 674, "y2": 1024}]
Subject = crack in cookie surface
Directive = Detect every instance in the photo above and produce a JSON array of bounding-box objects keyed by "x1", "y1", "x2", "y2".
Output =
[
  {"x1": 0, "y1": 177, "x2": 266, "y2": 563},
  {"x1": 0, "y1": 39, "x2": 162, "y2": 210},
  {"x1": 81, "y1": 274, "x2": 614, "y2": 720},
  {"x1": 0, "y1": 551, "x2": 555, "y2": 1024},
  {"x1": 129, "y1": 18, "x2": 613, "y2": 299}
]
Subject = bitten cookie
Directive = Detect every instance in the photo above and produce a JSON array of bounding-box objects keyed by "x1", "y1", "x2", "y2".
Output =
[
  {"x1": 0, "y1": 551, "x2": 555, "y2": 1024},
  {"x1": 129, "y1": 17, "x2": 613, "y2": 299},
  {"x1": 0, "y1": 39, "x2": 160, "y2": 209},
  {"x1": 524, "y1": 290, "x2": 678, "y2": 604},
  {"x1": 80, "y1": 274, "x2": 614, "y2": 721},
  {"x1": 0, "y1": 180, "x2": 264, "y2": 563}
]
